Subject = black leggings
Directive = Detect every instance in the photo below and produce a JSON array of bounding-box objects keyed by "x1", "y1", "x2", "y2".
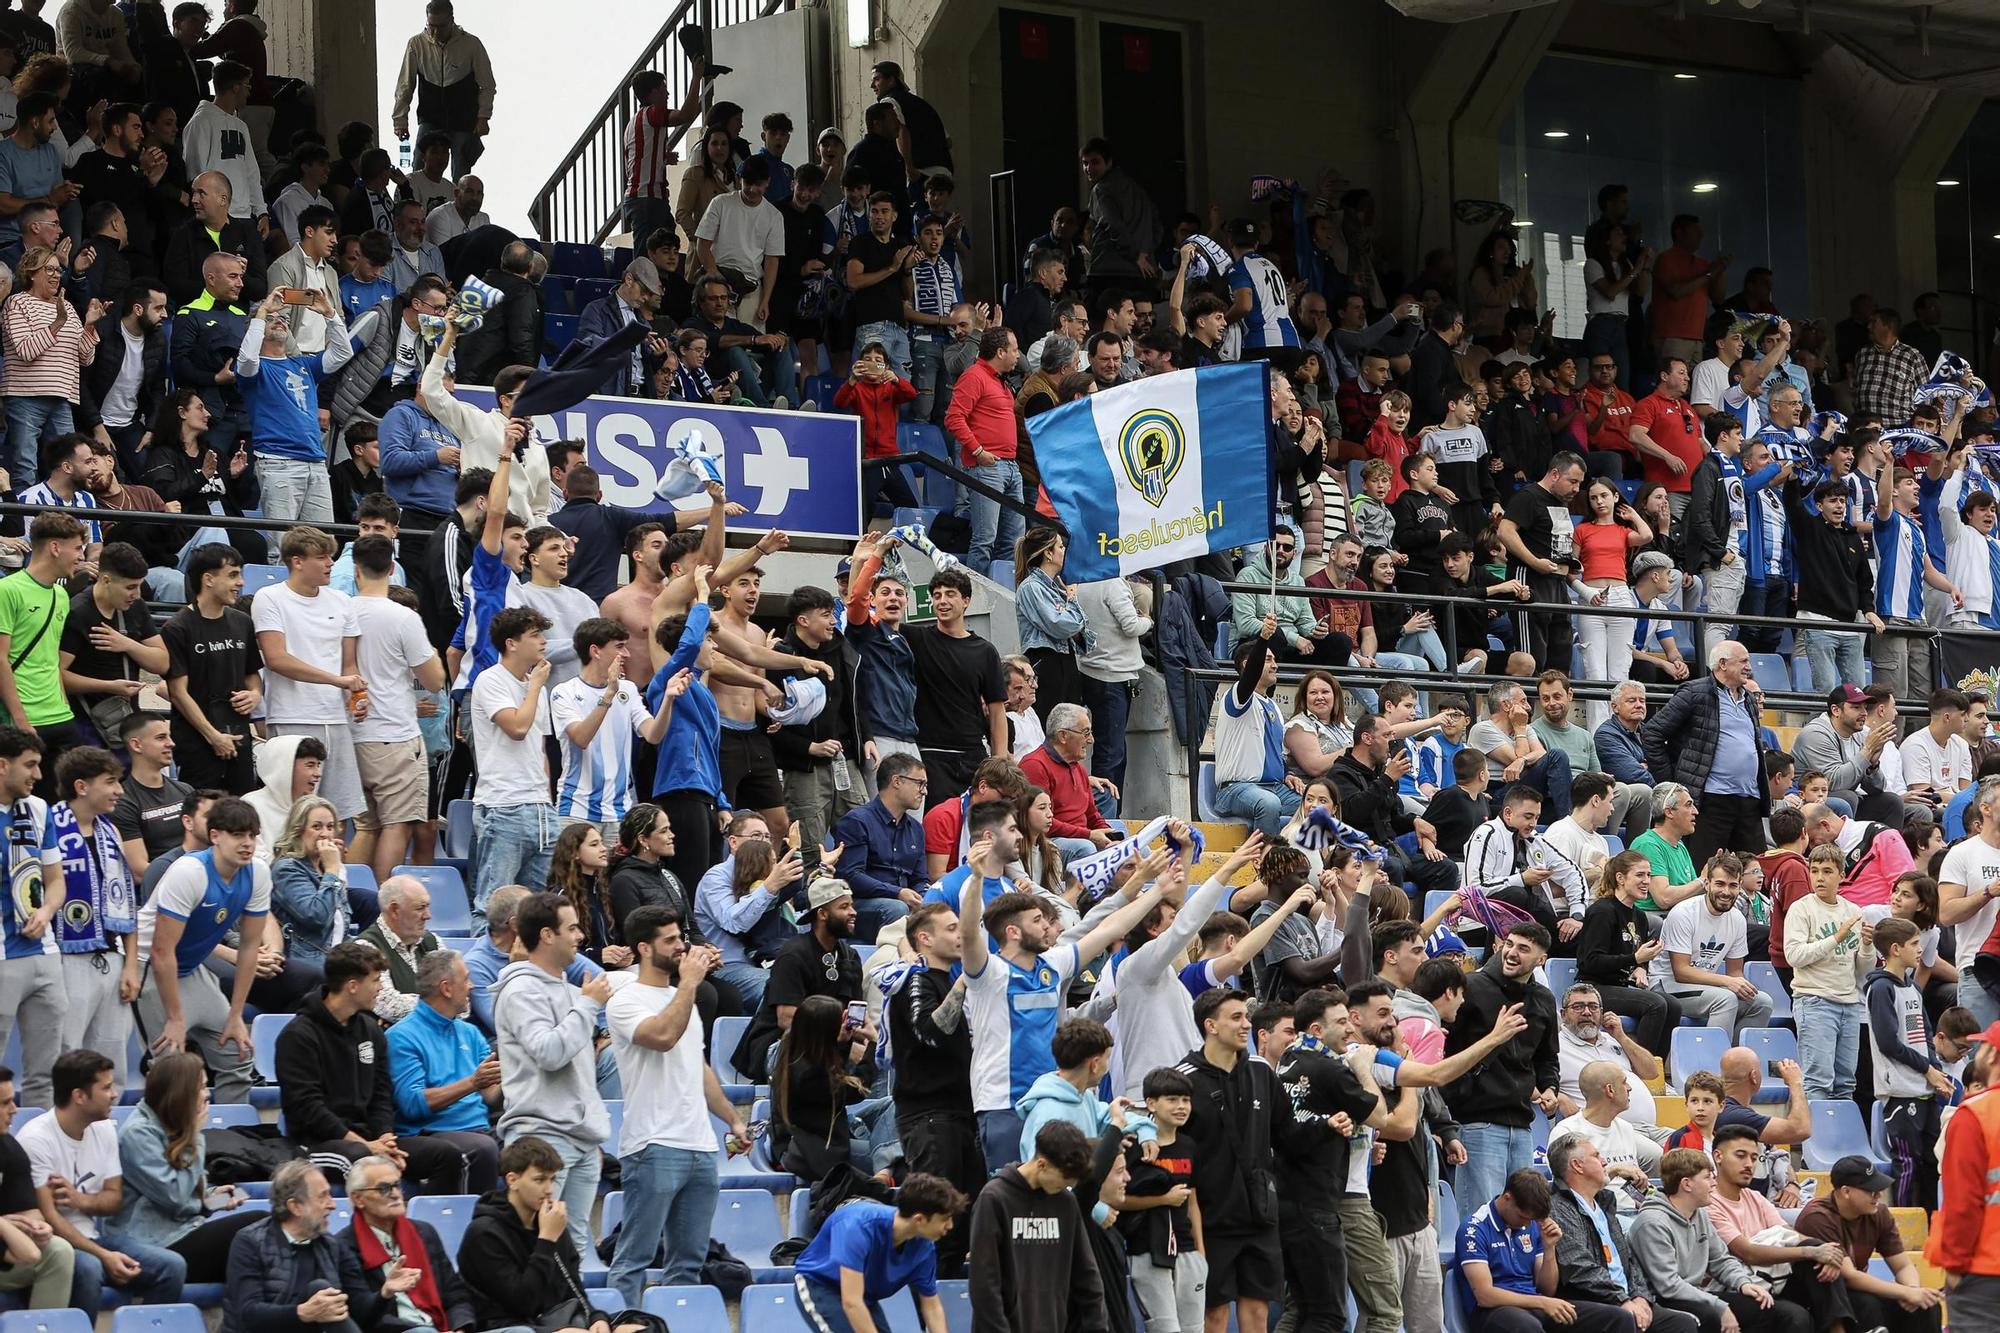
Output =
[
  {"x1": 658, "y1": 789, "x2": 718, "y2": 892},
  {"x1": 171, "y1": 1208, "x2": 265, "y2": 1283}
]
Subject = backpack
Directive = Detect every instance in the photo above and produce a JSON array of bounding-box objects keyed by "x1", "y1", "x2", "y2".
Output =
[{"x1": 203, "y1": 1126, "x2": 307, "y2": 1183}]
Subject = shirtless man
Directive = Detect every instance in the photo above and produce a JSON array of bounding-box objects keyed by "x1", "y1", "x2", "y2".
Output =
[
  {"x1": 600, "y1": 523, "x2": 677, "y2": 646},
  {"x1": 705, "y1": 561, "x2": 793, "y2": 840}
]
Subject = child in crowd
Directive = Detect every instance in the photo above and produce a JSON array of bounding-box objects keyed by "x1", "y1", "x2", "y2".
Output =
[
  {"x1": 1421, "y1": 747, "x2": 1490, "y2": 862},
  {"x1": 1122, "y1": 1066, "x2": 1204, "y2": 1333},
  {"x1": 1366, "y1": 390, "x2": 1414, "y2": 503},
  {"x1": 1796, "y1": 769, "x2": 1832, "y2": 806},
  {"x1": 1666, "y1": 1069, "x2": 1726, "y2": 1154},
  {"x1": 1786, "y1": 843, "x2": 1869, "y2": 1101},
  {"x1": 1866, "y1": 915, "x2": 1953, "y2": 1210},
  {"x1": 1934, "y1": 1005, "x2": 1979, "y2": 1103},
  {"x1": 1350, "y1": 459, "x2": 1395, "y2": 550},
  {"x1": 837, "y1": 341, "x2": 919, "y2": 520}
]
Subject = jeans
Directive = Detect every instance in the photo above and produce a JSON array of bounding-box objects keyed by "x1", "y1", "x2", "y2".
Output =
[
  {"x1": 1518, "y1": 749, "x2": 1574, "y2": 819},
  {"x1": 608, "y1": 1144, "x2": 720, "y2": 1304},
  {"x1": 1793, "y1": 994, "x2": 1862, "y2": 1099},
  {"x1": 471, "y1": 802, "x2": 557, "y2": 933},
  {"x1": 1396, "y1": 628, "x2": 1448, "y2": 671},
  {"x1": 621, "y1": 196, "x2": 675, "y2": 251},
  {"x1": 93, "y1": 1229, "x2": 187, "y2": 1303},
  {"x1": 255, "y1": 456, "x2": 335, "y2": 525},
  {"x1": 1453, "y1": 1122, "x2": 1536, "y2": 1219},
  {"x1": 717, "y1": 959, "x2": 769, "y2": 1015},
  {"x1": 1081, "y1": 675, "x2": 1132, "y2": 793},
  {"x1": 715, "y1": 341, "x2": 802, "y2": 408},
  {"x1": 911, "y1": 336, "x2": 946, "y2": 421},
  {"x1": 855, "y1": 320, "x2": 913, "y2": 380},
  {"x1": 976, "y1": 1107, "x2": 1024, "y2": 1174},
  {"x1": 416, "y1": 123, "x2": 485, "y2": 177},
  {"x1": 1738, "y1": 579, "x2": 1788, "y2": 653},
  {"x1": 1702, "y1": 558, "x2": 1746, "y2": 660},
  {"x1": 965, "y1": 459, "x2": 1025, "y2": 575},
  {"x1": 1799, "y1": 623, "x2": 1867, "y2": 694},
  {"x1": 4, "y1": 395, "x2": 70, "y2": 488},
  {"x1": 537, "y1": 1131, "x2": 601, "y2": 1263},
  {"x1": 1214, "y1": 779, "x2": 1302, "y2": 836},
  {"x1": 1962, "y1": 971, "x2": 2000, "y2": 1028},
  {"x1": 852, "y1": 895, "x2": 911, "y2": 945}
]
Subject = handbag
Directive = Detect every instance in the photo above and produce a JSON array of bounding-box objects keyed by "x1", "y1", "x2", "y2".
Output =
[{"x1": 73, "y1": 605, "x2": 138, "y2": 741}]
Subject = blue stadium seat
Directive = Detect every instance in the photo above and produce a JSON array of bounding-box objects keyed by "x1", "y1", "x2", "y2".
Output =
[
  {"x1": 1792, "y1": 655, "x2": 1816, "y2": 692},
  {"x1": 547, "y1": 243, "x2": 607, "y2": 279},
  {"x1": 1744, "y1": 962, "x2": 1791, "y2": 1021},
  {"x1": 575, "y1": 278, "x2": 618, "y2": 312},
  {"x1": 1196, "y1": 762, "x2": 1225, "y2": 823},
  {"x1": 1435, "y1": 1182, "x2": 1458, "y2": 1260},
  {"x1": 390, "y1": 864, "x2": 472, "y2": 935},
  {"x1": 405, "y1": 1194, "x2": 478, "y2": 1257},
  {"x1": 1737, "y1": 1027, "x2": 1799, "y2": 1102},
  {"x1": 251, "y1": 1013, "x2": 292, "y2": 1082},
  {"x1": 788, "y1": 1189, "x2": 811, "y2": 1238},
  {"x1": 1748, "y1": 653, "x2": 1790, "y2": 692},
  {"x1": 345, "y1": 864, "x2": 377, "y2": 899},
  {"x1": 443, "y1": 800, "x2": 474, "y2": 861},
  {"x1": 712, "y1": 1015, "x2": 754, "y2": 1085},
  {"x1": 608, "y1": 247, "x2": 634, "y2": 272},
  {"x1": 804, "y1": 374, "x2": 841, "y2": 411},
  {"x1": 1869, "y1": 1100, "x2": 1892, "y2": 1161},
  {"x1": 936, "y1": 1279, "x2": 971, "y2": 1333},
  {"x1": 738, "y1": 1284, "x2": 799, "y2": 1333},
  {"x1": 713, "y1": 1189, "x2": 786, "y2": 1271},
  {"x1": 986, "y1": 559, "x2": 1014, "y2": 590},
  {"x1": 1543, "y1": 958, "x2": 1577, "y2": 997},
  {"x1": 241, "y1": 564, "x2": 286, "y2": 596},
  {"x1": 3, "y1": 1310, "x2": 95, "y2": 1333},
  {"x1": 204, "y1": 1104, "x2": 260, "y2": 1130},
  {"x1": 1802, "y1": 1099, "x2": 1889, "y2": 1173},
  {"x1": 1669, "y1": 1026, "x2": 1727, "y2": 1091},
  {"x1": 544, "y1": 312, "x2": 579, "y2": 351},
  {"x1": 536, "y1": 274, "x2": 578, "y2": 314},
  {"x1": 643, "y1": 1288, "x2": 726, "y2": 1325},
  {"x1": 1601, "y1": 834, "x2": 1624, "y2": 856},
  {"x1": 584, "y1": 1291, "x2": 617, "y2": 1313},
  {"x1": 112, "y1": 1305, "x2": 205, "y2": 1333}
]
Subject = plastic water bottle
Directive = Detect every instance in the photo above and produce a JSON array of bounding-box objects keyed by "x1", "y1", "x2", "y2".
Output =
[
  {"x1": 831, "y1": 751, "x2": 852, "y2": 794},
  {"x1": 397, "y1": 135, "x2": 412, "y2": 172}
]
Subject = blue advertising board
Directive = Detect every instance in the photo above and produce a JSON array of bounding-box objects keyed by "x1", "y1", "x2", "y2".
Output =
[{"x1": 457, "y1": 388, "x2": 862, "y2": 539}]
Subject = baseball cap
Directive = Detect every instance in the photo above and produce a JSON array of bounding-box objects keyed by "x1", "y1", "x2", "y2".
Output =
[
  {"x1": 624, "y1": 257, "x2": 662, "y2": 296},
  {"x1": 1828, "y1": 1155, "x2": 1893, "y2": 1193},
  {"x1": 1630, "y1": 550, "x2": 1674, "y2": 580},
  {"x1": 836, "y1": 557, "x2": 853, "y2": 580},
  {"x1": 1829, "y1": 684, "x2": 1868, "y2": 705},
  {"x1": 805, "y1": 877, "x2": 853, "y2": 912},
  {"x1": 1224, "y1": 218, "x2": 1258, "y2": 246}
]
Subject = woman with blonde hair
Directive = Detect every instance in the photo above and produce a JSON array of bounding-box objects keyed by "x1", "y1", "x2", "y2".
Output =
[
  {"x1": 269, "y1": 796, "x2": 353, "y2": 967},
  {"x1": 113, "y1": 1053, "x2": 259, "y2": 1283},
  {"x1": 2, "y1": 244, "x2": 100, "y2": 486},
  {"x1": 1574, "y1": 848, "x2": 1679, "y2": 1055}
]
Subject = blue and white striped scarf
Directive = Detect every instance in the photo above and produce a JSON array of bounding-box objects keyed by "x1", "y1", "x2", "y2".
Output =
[
  {"x1": 1912, "y1": 351, "x2": 1993, "y2": 416},
  {"x1": 1295, "y1": 806, "x2": 1386, "y2": 861},
  {"x1": 48, "y1": 802, "x2": 133, "y2": 953},
  {"x1": 1067, "y1": 816, "x2": 1206, "y2": 902}
]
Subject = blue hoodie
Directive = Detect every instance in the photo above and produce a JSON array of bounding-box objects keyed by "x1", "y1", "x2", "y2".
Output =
[
  {"x1": 379, "y1": 398, "x2": 464, "y2": 517},
  {"x1": 1015, "y1": 1069, "x2": 1156, "y2": 1164}
]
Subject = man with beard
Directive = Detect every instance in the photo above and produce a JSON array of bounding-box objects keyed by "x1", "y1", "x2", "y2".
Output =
[
  {"x1": 1329, "y1": 715, "x2": 1459, "y2": 899},
  {"x1": 1648, "y1": 853, "x2": 1773, "y2": 1038},
  {"x1": 1446, "y1": 923, "x2": 1562, "y2": 1217},
  {"x1": 223, "y1": 1161, "x2": 403, "y2": 1333},
  {"x1": 77, "y1": 280, "x2": 167, "y2": 477},
  {"x1": 1554, "y1": 983, "x2": 1661, "y2": 1124},
  {"x1": 731, "y1": 877, "x2": 864, "y2": 1082},
  {"x1": 1547, "y1": 1135, "x2": 1701, "y2": 1333},
  {"x1": 885, "y1": 901, "x2": 978, "y2": 1275}
]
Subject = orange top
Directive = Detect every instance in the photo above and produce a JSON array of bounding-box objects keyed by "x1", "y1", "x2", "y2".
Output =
[{"x1": 1574, "y1": 520, "x2": 1633, "y2": 582}]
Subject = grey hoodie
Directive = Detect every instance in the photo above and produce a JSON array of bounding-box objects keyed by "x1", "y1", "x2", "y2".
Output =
[
  {"x1": 1624, "y1": 1193, "x2": 1756, "y2": 1316},
  {"x1": 491, "y1": 958, "x2": 609, "y2": 1148}
]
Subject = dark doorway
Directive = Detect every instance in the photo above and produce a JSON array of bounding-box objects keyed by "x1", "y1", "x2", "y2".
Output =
[
  {"x1": 998, "y1": 9, "x2": 1079, "y2": 293},
  {"x1": 1097, "y1": 23, "x2": 1187, "y2": 240}
]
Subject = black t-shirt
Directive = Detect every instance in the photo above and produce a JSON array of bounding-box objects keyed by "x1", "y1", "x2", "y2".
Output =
[
  {"x1": 1371, "y1": 1126, "x2": 1432, "y2": 1239},
  {"x1": 1274, "y1": 1045, "x2": 1380, "y2": 1200},
  {"x1": 907, "y1": 625, "x2": 1005, "y2": 751},
  {"x1": 114, "y1": 771, "x2": 193, "y2": 860},
  {"x1": 847, "y1": 233, "x2": 907, "y2": 327},
  {"x1": 161, "y1": 606, "x2": 262, "y2": 735},
  {"x1": 1504, "y1": 482, "x2": 1576, "y2": 569},
  {"x1": 59, "y1": 592, "x2": 157, "y2": 686},
  {"x1": 735, "y1": 929, "x2": 862, "y2": 1079},
  {"x1": 0, "y1": 1135, "x2": 35, "y2": 1214},
  {"x1": 1120, "y1": 1134, "x2": 1198, "y2": 1259}
]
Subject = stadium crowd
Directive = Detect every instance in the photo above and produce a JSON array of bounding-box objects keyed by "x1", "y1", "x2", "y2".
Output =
[{"x1": 0, "y1": 3, "x2": 1992, "y2": 1333}]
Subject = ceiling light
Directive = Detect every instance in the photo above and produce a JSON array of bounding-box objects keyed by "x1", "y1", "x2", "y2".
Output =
[
  {"x1": 1938, "y1": 179, "x2": 1962, "y2": 187},
  {"x1": 1691, "y1": 182, "x2": 1719, "y2": 193},
  {"x1": 1543, "y1": 129, "x2": 1569, "y2": 139},
  {"x1": 1673, "y1": 72, "x2": 1698, "y2": 80},
  {"x1": 1512, "y1": 219, "x2": 1534, "y2": 228}
]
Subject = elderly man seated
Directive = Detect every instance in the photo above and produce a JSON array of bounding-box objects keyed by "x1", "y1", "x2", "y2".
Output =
[
  {"x1": 1554, "y1": 983, "x2": 1660, "y2": 1125},
  {"x1": 384, "y1": 949, "x2": 503, "y2": 1194},
  {"x1": 1018, "y1": 702, "x2": 1118, "y2": 860},
  {"x1": 1547, "y1": 1134, "x2": 1700, "y2": 1333},
  {"x1": 336, "y1": 1154, "x2": 527, "y2": 1333},
  {"x1": 223, "y1": 1162, "x2": 397, "y2": 1333},
  {"x1": 358, "y1": 874, "x2": 441, "y2": 1025}
]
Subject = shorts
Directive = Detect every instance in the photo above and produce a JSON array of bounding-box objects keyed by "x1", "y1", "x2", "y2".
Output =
[
  {"x1": 353, "y1": 736, "x2": 430, "y2": 829},
  {"x1": 268, "y1": 722, "x2": 364, "y2": 821},
  {"x1": 720, "y1": 724, "x2": 786, "y2": 811},
  {"x1": 1203, "y1": 1224, "x2": 1284, "y2": 1308}
]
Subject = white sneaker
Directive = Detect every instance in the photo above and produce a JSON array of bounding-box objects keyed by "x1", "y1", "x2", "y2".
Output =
[
  {"x1": 800, "y1": 399, "x2": 818, "y2": 412},
  {"x1": 770, "y1": 395, "x2": 790, "y2": 410}
]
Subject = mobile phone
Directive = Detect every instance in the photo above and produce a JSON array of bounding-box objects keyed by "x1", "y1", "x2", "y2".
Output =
[
  {"x1": 1766, "y1": 1059, "x2": 1783, "y2": 1078},
  {"x1": 277, "y1": 288, "x2": 315, "y2": 306},
  {"x1": 844, "y1": 999, "x2": 868, "y2": 1029}
]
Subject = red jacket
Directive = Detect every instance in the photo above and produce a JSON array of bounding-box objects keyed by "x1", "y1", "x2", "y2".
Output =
[
  {"x1": 834, "y1": 375, "x2": 917, "y2": 459},
  {"x1": 1757, "y1": 847, "x2": 1810, "y2": 971},
  {"x1": 1019, "y1": 740, "x2": 1107, "y2": 839},
  {"x1": 943, "y1": 358, "x2": 1017, "y2": 465}
]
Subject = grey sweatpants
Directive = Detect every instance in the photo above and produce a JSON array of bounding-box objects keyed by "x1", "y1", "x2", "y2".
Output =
[
  {"x1": 1131, "y1": 1252, "x2": 1208, "y2": 1333},
  {"x1": 135, "y1": 962, "x2": 255, "y2": 1103},
  {"x1": 0, "y1": 953, "x2": 65, "y2": 1106},
  {"x1": 1388, "y1": 1225, "x2": 1444, "y2": 1333},
  {"x1": 61, "y1": 950, "x2": 131, "y2": 1087}
]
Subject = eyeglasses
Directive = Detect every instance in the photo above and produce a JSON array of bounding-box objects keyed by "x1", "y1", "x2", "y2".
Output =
[
  {"x1": 350, "y1": 1182, "x2": 403, "y2": 1197},
  {"x1": 1565, "y1": 1001, "x2": 1602, "y2": 1013},
  {"x1": 1590, "y1": 361, "x2": 1617, "y2": 370},
  {"x1": 895, "y1": 775, "x2": 930, "y2": 792}
]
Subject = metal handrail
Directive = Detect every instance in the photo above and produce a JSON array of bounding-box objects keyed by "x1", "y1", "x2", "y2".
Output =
[
  {"x1": 862, "y1": 451, "x2": 1064, "y2": 536},
  {"x1": 527, "y1": 0, "x2": 796, "y2": 245}
]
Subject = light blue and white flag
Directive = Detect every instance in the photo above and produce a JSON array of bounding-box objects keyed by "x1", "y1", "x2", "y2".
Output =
[
  {"x1": 1066, "y1": 816, "x2": 1207, "y2": 902},
  {"x1": 1026, "y1": 362, "x2": 1275, "y2": 582}
]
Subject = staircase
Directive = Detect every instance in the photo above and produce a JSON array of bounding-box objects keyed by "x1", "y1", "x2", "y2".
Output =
[{"x1": 527, "y1": 0, "x2": 795, "y2": 245}]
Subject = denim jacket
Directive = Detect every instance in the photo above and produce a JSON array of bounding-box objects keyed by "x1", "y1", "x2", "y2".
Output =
[
  {"x1": 113, "y1": 1101, "x2": 207, "y2": 1249},
  {"x1": 1015, "y1": 568, "x2": 1094, "y2": 655},
  {"x1": 271, "y1": 857, "x2": 350, "y2": 965}
]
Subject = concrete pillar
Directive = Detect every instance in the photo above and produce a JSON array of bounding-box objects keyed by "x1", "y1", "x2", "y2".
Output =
[
  {"x1": 1799, "y1": 41, "x2": 1976, "y2": 317},
  {"x1": 1400, "y1": 0, "x2": 1573, "y2": 274},
  {"x1": 261, "y1": 0, "x2": 379, "y2": 137}
]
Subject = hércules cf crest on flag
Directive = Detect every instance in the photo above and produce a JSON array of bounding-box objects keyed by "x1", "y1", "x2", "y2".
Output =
[{"x1": 1026, "y1": 362, "x2": 1276, "y2": 581}]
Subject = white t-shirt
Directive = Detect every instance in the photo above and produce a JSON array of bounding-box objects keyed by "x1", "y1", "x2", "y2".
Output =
[
  {"x1": 549, "y1": 677, "x2": 648, "y2": 824},
  {"x1": 1584, "y1": 258, "x2": 1628, "y2": 317},
  {"x1": 1556, "y1": 1026, "x2": 1657, "y2": 1126},
  {"x1": 1549, "y1": 1111, "x2": 1659, "y2": 1210},
  {"x1": 606, "y1": 981, "x2": 718, "y2": 1156},
  {"x1": 1651, "y1": 896, "x2": 1748, "y2": 987},
  {"x1": 1690, "y1": 357, "x2": 1731, "y2": 410},
  {"x1": 350, "y1": 597, "x2": 438, "y2": 744},
  {"x1": 1901, "y1": 728, "x2": 1973, "y2": 795},
  {"x1": 99, "y1": 327, "x2": 146, "y2": 428},
  {"x1": 252, "y1": 583, "x2": 359, "y2": 724},
  {"x1": 16, "y1": 1114, "x2": 120, "y2": 1238},
  {"x1": 1943, "y1": 837, "x2": 2000, "y2": 973},
  {"x1": 470, "y1": 662, "x2": 551, "y2": 808},
  {"x1": 694, "y1": 193, "x2": 786, "y2": 278}
]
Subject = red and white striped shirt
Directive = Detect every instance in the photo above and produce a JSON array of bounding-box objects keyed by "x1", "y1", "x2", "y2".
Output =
[
  {"x1": 1, "y1": 295, "x2": 96, "y2": 402},
  {"x1": 624, "y1": 104, "x2": 678, "y2": 200}
]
